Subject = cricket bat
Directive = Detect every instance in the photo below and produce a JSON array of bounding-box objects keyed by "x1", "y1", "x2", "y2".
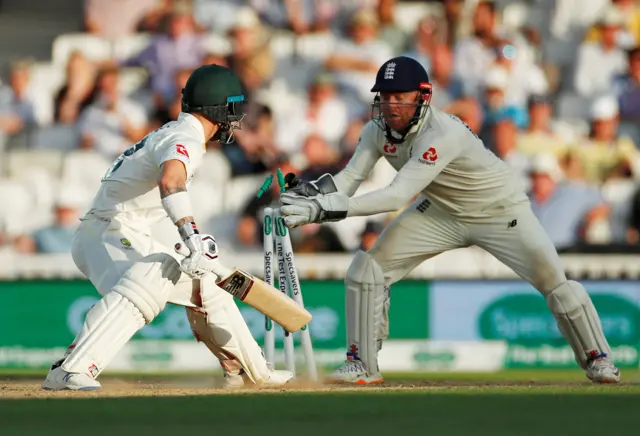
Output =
[
  {"x1": 217, "y1": 268, "x2": 312, "y2": 333},
  {"x1": 175, "y1": 239, "x2": 312, "y2": 332}
]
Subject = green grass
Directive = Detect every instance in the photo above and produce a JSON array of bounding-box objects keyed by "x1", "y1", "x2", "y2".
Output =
[{"x1": 2, "y1": 370, "x2": 640, "y2": 436}]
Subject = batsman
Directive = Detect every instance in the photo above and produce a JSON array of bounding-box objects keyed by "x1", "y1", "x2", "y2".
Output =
[
  {"x1": 280, "y1": 56, "x2": 620, "y2": 384},
  {"x1": 42, "y1": 64, "x2": 295, "y2": 390}
]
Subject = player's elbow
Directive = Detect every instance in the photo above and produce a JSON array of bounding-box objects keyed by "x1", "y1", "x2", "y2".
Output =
[
  {"x1": 158, "y1": 162, "x2": 187, "y2": 197},
  {"x1": 158, "y1": 174, "x2": 186, "y2": 194}
]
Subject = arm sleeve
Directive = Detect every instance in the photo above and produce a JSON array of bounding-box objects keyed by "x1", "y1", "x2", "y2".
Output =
[
  {"x1": 333, "y1": 123, "x2": 382, "y2": 196},
  {"x1": 155, "y1": 137, "x2": 204, "y2": 180},
  {"x1": 347, "y1": 136, "x2": 462, "y2": 217}
]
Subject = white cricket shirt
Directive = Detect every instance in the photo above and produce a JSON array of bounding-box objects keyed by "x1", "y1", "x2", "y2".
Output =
[
  {"x1": 86, "y1": 112, "x2": 206, "y2": 229},
  {"x1": 334, "y1": 106, "x2": 529, "y2": 220}
]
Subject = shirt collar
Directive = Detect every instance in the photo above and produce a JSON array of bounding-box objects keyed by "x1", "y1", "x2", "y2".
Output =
[{"x1": 178, "y1": 112, "x2": 206, "y2": 145}]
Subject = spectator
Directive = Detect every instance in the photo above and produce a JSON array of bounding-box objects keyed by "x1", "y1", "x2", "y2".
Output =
[
  {"x1": 403, "y1": 15, "x2": 441, "y2": 74},
  {"x1": 123, "y1": 8, "x2": 205, "y2": 107},
  {"x1": 441, "y1": 0, "x2": 468, "y2": 46},
  {"x1": 479, "y1": 66, "x2": 527, "y2": 148},
  {"x1": 445, "y1": 98, "x2": 483, "y2": 134},
  {"x1": 492, "y1": 119, "x2": 530, "y2": 190},
  {"x1": 601, "y1": 159, "x2": 637, "y2": 243},
  {"x1": 235, "y1": 159, "x2": 299, "y2": 249},
  {"x1": 0, "y1": 60, "x2": 36, "y2": 136},
  {"x1": 298, "y1": 133, "x2": 341, "y2": 181},
  {"x1": 21, "y1": 188, "x2": 83, "y2": 254},
  {"x1": 223, "y1": 104, "x2": 281, "y2": 176},
  {"x1": 54, "y1": 51, "x2": 98, "y2": 124},
  {"x1": 624, "y1": 181, "x2": 640, "y2": 244},
  {"x1": 325, "y1": 8, "x2": 392, "y2": 113},
  {"x1": 338, "y1": 115, "x2": 368, "y2": 164},
  {"x1": 584, "y1": 0, "x2": 640, "y2": 48},
  {"x1": 517, "y1": 95, "x2": 569, "y2": 159},
  {"x1": 359, "y1": 220, "x2": 384, "y2": 251},
  {"x1": 613, "y1": 46, "x2": 640, "y2": 147},
  {"x1": 427, "y1": 43, "x2": 464, "y2": 108},
  {"x1": 291, "y1": 223, "x2": 345, "y2": 253},
  {"x1": 79, "y1": 67, "x2": 148, "y2": 159},
  {"x1": 192, "y1": 0, "x2": 246, "y2": 34},
  {"x1": 376, "y1": 0, "x2": 408, "y2": 54},
  {"x1": 84, "y1": 0, "x2": 159, "y2": 39},
  {"x1": 573, "y1": 95, "x2": 639, "y2": 183},
  {"x1": 31, "y1": 203, "x2": 79, "y2": 254},
  {"x1": 493, "y1": 40, "x2": 548, "y2": 107},
  {"x1": 13, "y1": 234, "x2": 37, "y2": 254},
  {"x1": 529, "y1": 154, "x2": 608, "y2": 251},
  {"x1": 151, "y1": 67, "x2": 193, "y2": 127},
  {"x1": 453, "y1": 0, "x2": 501, "y2": 99},
  {"x1": 246, "y1": 0, "x2": 312, "y2": 33},
  {"x1": 275, "y1": 71, "x2": 349, "y2": 155},
  {"x1": 137, "y1": 0, "x2": 177, "y2": 33},
  {"x1": 574, "y1": 7, "x2": 628, "y2": 98},
  {"x1": 225, "y1": 7, "x2": 272, "y2": 77},
  {"x1": 224, "y1": 6, "x2": 274, "y2": 125}
]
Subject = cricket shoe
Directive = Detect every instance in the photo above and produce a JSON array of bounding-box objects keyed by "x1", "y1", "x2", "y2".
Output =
[
  {"x1": 222, "y1": 367, "x2": 294, "y2": 389},
  {"x1": 586, "y1": 355, "x2": 621, "y2": 384},
  {"x1": 327, "y1": 358, "x2": 384, "y2": 385},
  {"x1": 42, "y1": 360, "x2": 101, "y2": 391}
]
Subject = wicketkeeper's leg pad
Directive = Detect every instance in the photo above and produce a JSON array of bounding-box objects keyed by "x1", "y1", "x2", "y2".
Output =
[
  {"x1": 186, "y1": 276, "x2": 271, "y2": 384},
  {"x1": 61, "y1": 253, "x2": 181, "y2": 377},
  {"x1": 345, "y1": 250, "x2": 386, "y2": 375},
  {"x1": 546, "y1": 280, "x2": 613, "y2": 369}
]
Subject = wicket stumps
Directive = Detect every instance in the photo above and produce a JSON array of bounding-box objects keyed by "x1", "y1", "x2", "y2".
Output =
[{"x1": 258, "y1": 170, "x2": 318, "y2": 380}]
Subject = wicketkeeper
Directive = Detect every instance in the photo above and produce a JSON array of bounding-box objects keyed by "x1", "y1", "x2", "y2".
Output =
[{"x1": 279, "y1": 56, "x2": 620, "y2": 385}]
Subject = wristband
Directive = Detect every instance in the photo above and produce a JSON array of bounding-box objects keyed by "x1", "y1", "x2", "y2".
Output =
[
  {"x1": 161, "y1": 191, "x2": 194, "y2": 224},
  {"x1": 177, "y1": 221, "x2": 198, "y2": 241}
]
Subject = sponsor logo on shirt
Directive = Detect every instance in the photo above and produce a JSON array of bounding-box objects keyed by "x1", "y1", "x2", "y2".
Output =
[
  {"x1": 419, "y1": 147, "x2": 438, "y2": 165},
  {"x1": 176, "y1": 144, "x2": 189, "y2": 158},
  {"x1": 383, "y1": 142, "x2": 397, "y2": 156}
]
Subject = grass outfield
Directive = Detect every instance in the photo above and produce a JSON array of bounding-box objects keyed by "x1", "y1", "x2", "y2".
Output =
[{"x1": 1, "y1": 370, "x2": 639, "y2": 436}]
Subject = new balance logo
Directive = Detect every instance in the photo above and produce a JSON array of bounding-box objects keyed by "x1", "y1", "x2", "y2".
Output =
[
  {"x1": 384, "y1": 62, "x2": 396, "y2": 79},
  {"x1": 507, "y1": 219, "x2": 517, "y2": 229},
  {"x1": 417, "y1": 198, "x2": 431, "y2": 213}
]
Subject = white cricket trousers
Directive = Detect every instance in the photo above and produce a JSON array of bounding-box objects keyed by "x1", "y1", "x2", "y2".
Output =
[
  {"x1": 71, "y1": 215, "x2": 197, "y2": 307},
  {"x1": 369, "y1": 196, "x2": 566, "y2": 293}
]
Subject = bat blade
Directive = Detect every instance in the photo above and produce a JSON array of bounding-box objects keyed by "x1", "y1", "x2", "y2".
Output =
[{"x1": 217, "y1": 269, "x2": 311, "y2": 332}]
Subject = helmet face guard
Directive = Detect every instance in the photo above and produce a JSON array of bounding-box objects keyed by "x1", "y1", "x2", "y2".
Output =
[
  {"x1": 371, "y1": 83, "x2": 433, "y2": 141},
  {"x1": 181, "y1": 94, "x2": 246, "y2": 143}
]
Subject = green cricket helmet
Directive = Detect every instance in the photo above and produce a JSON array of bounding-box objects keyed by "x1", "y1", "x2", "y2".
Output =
[{"x1": 181, "y1": 64, "x2": 246, "y2": 143}]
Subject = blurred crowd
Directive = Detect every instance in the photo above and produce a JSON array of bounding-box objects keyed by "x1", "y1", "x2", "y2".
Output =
[{"x1": 1, "y1": 0, "x2": 640, "y2": 256}]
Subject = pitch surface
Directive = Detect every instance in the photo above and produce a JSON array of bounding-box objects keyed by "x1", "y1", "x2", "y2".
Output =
[{"x1": 1, "y1": 371, "x2": 638, "y2": 435}]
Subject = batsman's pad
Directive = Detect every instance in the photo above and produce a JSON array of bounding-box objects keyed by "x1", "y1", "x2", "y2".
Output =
[
  {"x1": 217, "y1": 268, "x2": 311, "y2": 332},
  {"x1": 113, "y1": 253, "x2": 182, "y2": 322},
  {"x1": 546, "y1": 280, "x2": 613, "y2": 369},
  {"x1": 346, "y1": 250, "x2": 386, "y2": 374},
  {"x1": 187, "y1": 276, "x2": 271, "y2": 383},
  {"x1": 61, "y1": 253, "x2": 181, "y2": 376}
]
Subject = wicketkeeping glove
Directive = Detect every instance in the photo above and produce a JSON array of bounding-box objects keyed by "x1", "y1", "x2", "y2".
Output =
[{"x1": 280, "y1": 173, "x2": 349, "y2": 227}]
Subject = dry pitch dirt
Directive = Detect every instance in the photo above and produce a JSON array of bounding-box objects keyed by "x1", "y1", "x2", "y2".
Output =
[{"x1": 0, "y1": 376, "x2": 624, "y2": 399}]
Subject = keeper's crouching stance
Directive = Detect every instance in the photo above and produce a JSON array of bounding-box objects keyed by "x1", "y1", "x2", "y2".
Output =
[
  {"x1": 280, "y1": 56, "x2": 620, "y2": 385},
  {"x1": 42, "y1": 65, "x2": 292, "y2": 391}
]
